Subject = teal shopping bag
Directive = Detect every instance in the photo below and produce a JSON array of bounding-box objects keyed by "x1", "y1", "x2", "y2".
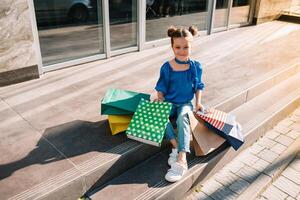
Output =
[
  {"x1": 101, "y1": 88, "x2": 151, "y2": 115},
  {"x1": 126, "y1": 99, "x2": 172, "y2": 147}
]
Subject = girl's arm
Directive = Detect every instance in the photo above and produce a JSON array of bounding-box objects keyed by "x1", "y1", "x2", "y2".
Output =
[
  {"x1": 194, "y1": 62, "x2": 205, "y2": 111},
  {"x1": 154, "y1": 64, "x2": 168, "y2": 102},
  {"x1": 195, "y1": 90, "x2": 204, "y2": 111}
]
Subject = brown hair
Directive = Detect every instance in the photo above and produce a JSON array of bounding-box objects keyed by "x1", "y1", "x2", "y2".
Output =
[{"x1": 167, "y1": 26, "x2": 198, "y2": 46}]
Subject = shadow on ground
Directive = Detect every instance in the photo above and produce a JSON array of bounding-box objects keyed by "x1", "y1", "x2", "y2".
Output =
[{"x1": 0, "y1": 119, "x2": 126, "y2": 180}]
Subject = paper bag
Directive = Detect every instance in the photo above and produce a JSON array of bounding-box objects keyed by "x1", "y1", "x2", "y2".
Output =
[
  {"x1": 126, "y1": 99, "x2": 172, "y2": 147},
  {"x1": 108, "y1": 115, "x2": 132, "y2": 135},
  {"x1": 188, "y1": 111, "x2": 226, "y2": 156},
  {"x1": 101, "y1": 88, "x2": 151, "y2": 115},
  {"x1": 196, "y1": 108, "x2": 244, "y2": 150}
]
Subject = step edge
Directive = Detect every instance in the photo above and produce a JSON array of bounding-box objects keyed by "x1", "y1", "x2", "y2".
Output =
[
  {"x1": 215, "y1": 62, "x2": 300, "y2": 112},
  {"x1": 236, "y1": 73, "x2": 300, "y2": 132}
]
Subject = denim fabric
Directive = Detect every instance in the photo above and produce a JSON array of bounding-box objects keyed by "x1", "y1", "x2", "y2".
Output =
[{"x1": 164, "y1": 102, "x2": 193, "y2": 153}]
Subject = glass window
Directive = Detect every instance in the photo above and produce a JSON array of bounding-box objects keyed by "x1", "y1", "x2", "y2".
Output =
[
  {"x1": 109, "y1": 0, "x2": 137, "y2": 50},
  {"x1": 146, "y1": 0, "x2": 209, "y2": 42},
  {"x1": 34, "y1": 0, "x2": 104, "y2": 66},
  {"x1": 213, "y1": 0, "x2": 229, "y2": 28},
  {"x1": 230, "y1": 0, "x2": 251, "y2": 25}
]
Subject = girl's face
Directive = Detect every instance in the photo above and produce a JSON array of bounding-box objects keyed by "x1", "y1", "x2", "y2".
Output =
[{"x1": 172, "y1": 37, "x2": 192, "y2": 61}]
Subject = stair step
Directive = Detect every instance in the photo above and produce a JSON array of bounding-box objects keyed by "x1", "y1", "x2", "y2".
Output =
[
  {"x1": 8, "y1": 61, "x2": 300, "y2": 200},
  {"x1": 9, "y1": 62, "x2": 300, "y2": 200},
  {"x1": 88, "y1": 68, "x2": 300, "y2": 200}
]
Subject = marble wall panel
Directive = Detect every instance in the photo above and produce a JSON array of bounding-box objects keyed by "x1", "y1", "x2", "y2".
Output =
[
  {"x1": 254, "y1": 0, "x2": 292, "y2": 24},
  {"x1": 0, "y1": 0, "x2": 38, "y2": 73}
]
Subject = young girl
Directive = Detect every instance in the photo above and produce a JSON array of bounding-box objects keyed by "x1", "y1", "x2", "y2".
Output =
[{"x1": 154, "y1": 26, "x2": 205, "y2": 182}]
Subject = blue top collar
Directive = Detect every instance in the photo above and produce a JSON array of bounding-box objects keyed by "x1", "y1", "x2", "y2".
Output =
[{"x1": 175, "y1": 57, "x2": 190, "y2": 64}]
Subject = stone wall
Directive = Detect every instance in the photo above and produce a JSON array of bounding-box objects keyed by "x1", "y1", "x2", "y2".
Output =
[
  {"x1": 253, "y1": 0, "x2": 292, "y2": 24},
  {"x1": 0, "y1": 0, "x2": 39, "y2": 86},
  {"x1": 291, "y1": 0, "x2": 300, "y2": 6}
]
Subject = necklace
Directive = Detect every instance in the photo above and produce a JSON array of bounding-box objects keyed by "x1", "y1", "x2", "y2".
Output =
[{"x1": 175, "y1": 57, "x2": 190, "y2": 64}]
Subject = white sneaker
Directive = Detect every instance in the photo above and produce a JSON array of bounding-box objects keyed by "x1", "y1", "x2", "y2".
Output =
[
  {"x1": 168, "y1": 148, "x2": 178, "y2": 166},
  {"x1": 165, "y1": 162, "x2": 188, "y2": 182}
]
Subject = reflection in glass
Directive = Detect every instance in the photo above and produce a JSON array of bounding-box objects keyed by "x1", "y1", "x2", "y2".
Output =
[
  {"x1": 146, "y1": 0, "x2": 209, "y2": 42},
  {"x1": 230, "y1": 0, "x2": 251, "y2": 25},
  {"x1": 34, "y1": 0, "x2": 104, "y2": 66},
  {"x1": 109, "y1": 0, "x2": 137, "y2": 50},
  {"x1": 213, "y1": 0, "x2": 229, "y2": 28}
]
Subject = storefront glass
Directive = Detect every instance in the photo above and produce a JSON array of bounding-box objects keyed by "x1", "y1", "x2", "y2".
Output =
[
  {"x1": 33, "y1": 0, "x2": 104, "y2": 65},
  {"x1": 213, "y1": 0, "x2": 229, "y2": 28},
  {"x1": 145, "y1": 0, "x2": 209, "y2": 42},
  {"x1": 109, "y1": 0, "x2": 138, "y2": 50},
  {"x1": 230, "y1": 0, "x2": 251, "y2": 25},
  {"x1": 33, "y1": 1, "x2": 253, "y2": 69}
]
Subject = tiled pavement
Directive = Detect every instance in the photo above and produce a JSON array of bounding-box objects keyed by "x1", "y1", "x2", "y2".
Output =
[
  {"x1": 185, "y1": 108, "x2": 300, "y2": 200},
  {"x1": 258, "y1": 157, "x2": 300, "y2": 200}
]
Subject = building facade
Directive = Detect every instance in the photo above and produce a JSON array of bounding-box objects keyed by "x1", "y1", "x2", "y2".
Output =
[{"x1": 0, "y1": 0, "x2": 294, "y2": 86}]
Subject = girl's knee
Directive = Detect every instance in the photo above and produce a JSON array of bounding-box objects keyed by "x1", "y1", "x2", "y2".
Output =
[{"x1": 176, "y1": 113, "x2": 189, "y2": 126}]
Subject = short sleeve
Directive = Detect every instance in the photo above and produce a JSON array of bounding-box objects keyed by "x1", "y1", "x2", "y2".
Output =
[
  {"x1": 155, "y1": 64, "x2": 168, "y2": 94},
  {"x1": 195, "y1": 62, "x2": 205, "y2": 91}
]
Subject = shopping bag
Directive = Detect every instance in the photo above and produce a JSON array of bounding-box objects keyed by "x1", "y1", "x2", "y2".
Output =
[
  {"x1": 101, "y1": 88, "x2": 151, "y2": 115},
  {"x1": 126, "y1": 99, "x2": 172, "y2": 147},
  {"x1": 188, "y1": 111, "x2": 226, "y2": 156},
  {"x1": 108, "y1": 115, "x2": 132, "y2": 135},
  {"x1": 196, "y1": 108, "x2": 244, "y2": 150}
]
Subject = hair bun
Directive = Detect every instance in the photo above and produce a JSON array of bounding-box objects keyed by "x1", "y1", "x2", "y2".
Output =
[
  {"x1": 188, "y1": 26, "x2": 198, "y2": 36},
  {"x1": 167, "y1": 26, "x2": 176, "y2": 37}
]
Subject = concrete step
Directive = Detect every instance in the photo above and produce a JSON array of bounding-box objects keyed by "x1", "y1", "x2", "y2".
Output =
[
  {"x1": 8, "y1": 62, "x2": 300, "y2": 200},
  {"x1": 88, "y1": 65, "x2": 300, "y2": 200}
]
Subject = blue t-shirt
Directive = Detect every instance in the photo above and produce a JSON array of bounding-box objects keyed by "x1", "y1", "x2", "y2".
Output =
[{"x1": 155, "y1": 59, "x2": 205, "y2": 104}]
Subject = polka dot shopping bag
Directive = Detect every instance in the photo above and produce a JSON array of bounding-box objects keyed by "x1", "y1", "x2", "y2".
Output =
[{"x1": 126, "y1": 99, "x2": 172, "y2": 147}]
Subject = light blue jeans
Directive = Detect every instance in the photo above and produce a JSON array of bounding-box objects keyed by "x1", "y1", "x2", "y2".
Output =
[{"x1": 165, "y1": 102, "x2": 193, "y2": 153}]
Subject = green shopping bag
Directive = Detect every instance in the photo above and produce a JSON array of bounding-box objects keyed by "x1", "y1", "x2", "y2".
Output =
[
  {"x1": 126, "y1": 99, "x2": 172, "y2": 147},
  {"x1": 101, "y1": 88, "x2": 151, "y2": 115}
]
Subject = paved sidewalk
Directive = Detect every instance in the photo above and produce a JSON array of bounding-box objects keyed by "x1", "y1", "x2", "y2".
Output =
[
  {"x1": 185, "y1": 108, "x2": 300, "y2": 200},
  {"x1": 258, "y1": 155, "x2": 300, "y2": 200}
]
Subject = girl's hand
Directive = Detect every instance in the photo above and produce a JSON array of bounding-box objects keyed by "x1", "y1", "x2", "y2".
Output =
[
  {"x1": 153, "y1": 97, "x2": 164, "y2": 102},
  {"x1": 195, "y1": 103, "x2": 205, "y2": 112},
  {"x1": 153, "y1": 91, "x2": 165, "y2": 102}
]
